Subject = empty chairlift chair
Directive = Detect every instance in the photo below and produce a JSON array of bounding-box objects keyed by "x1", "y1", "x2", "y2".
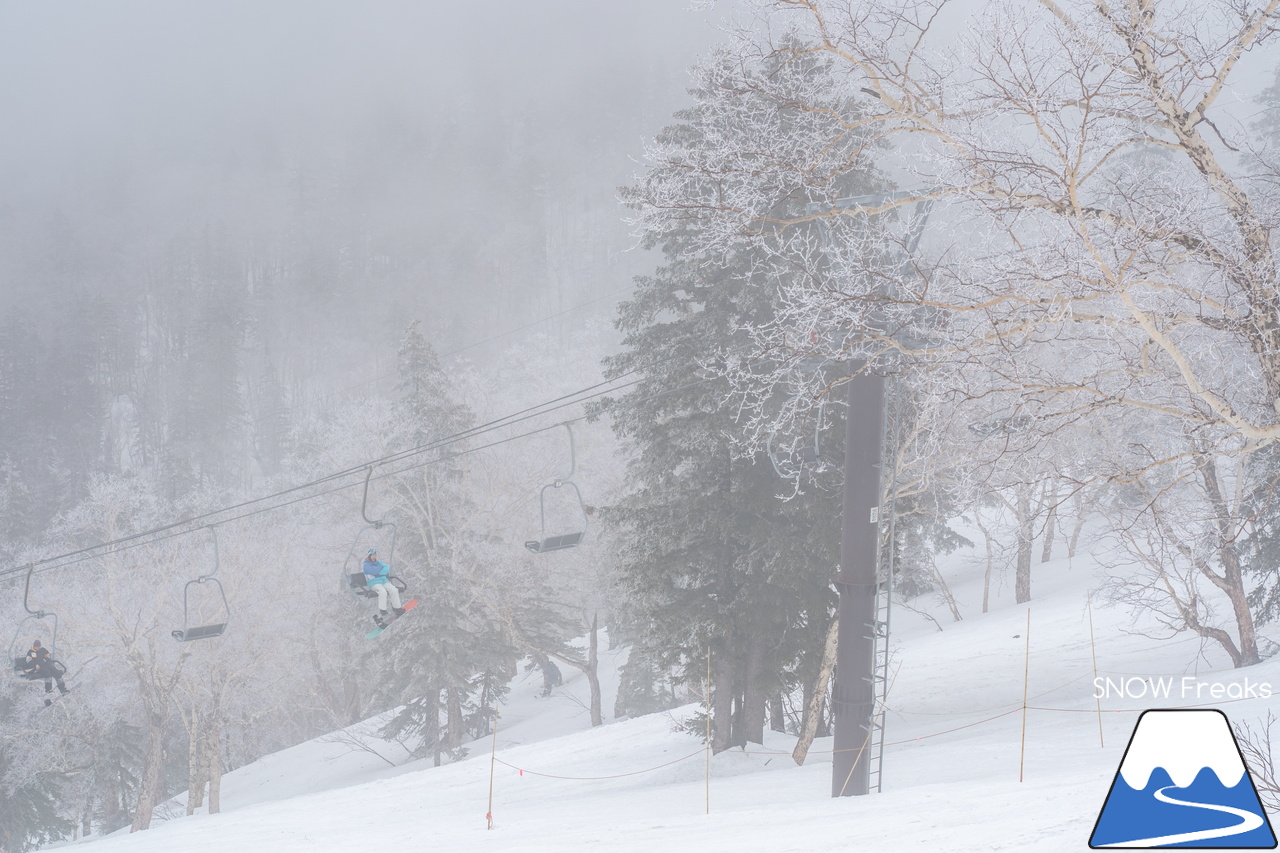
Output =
[
  {"x1": 525, "y1": 423, "x2": 590, "y2": 554},
  {"x1": 172, "y1": 527, "x2": 230, "y2": 642}
]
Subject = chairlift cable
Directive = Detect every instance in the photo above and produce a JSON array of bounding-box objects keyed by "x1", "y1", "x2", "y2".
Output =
[
  {"x1": 270, "y1": 284, "x2": 640, "y2": 426},
  {"x1": 0, "y1": 349, "x2": 743, "y2": 587},
  {"x1": 0, "y1": 365, "x2": 656, "y2": 584}
]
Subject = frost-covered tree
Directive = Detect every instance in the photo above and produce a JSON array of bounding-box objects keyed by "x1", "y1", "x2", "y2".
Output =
[
  {"x1": 603, "y1": 244, "x2": 849, "y2": 749},
  {"x1": 375, "y1": 323, "x2": 518, "y2": 762},
  {"x1": 606, "y1": 30, "x2": 935, "y2": 750},
  {"x1": 627, "y1": 0, "x2": 1280, "y2": 666},
  {"x1": 0, "y1": 741, "x2": 71, "y2": 853},
  {"x1": 605, "y1": 43, "x2": 898, "y2": 746}
]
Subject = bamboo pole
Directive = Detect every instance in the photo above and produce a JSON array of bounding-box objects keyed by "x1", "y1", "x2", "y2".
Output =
[
  {"x1": 705, "y1": 646, "x2": 711, "y2": 815},
  {"x1": 1088, "y1": 595, "x2": 1104, "y2": 748},
  {"x1": 1019, "y1": 608, "x2": 1030, "y2": 783},
  {"x1": 487, "y1": 708, "x2": 500, "y2": 830}
]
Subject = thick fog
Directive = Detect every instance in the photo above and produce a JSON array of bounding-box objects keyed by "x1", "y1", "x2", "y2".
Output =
[
  {"x1": 9, "y1": 3, "x2": 1280, "y2": 849},
  {"x1": 0, "y1": 0, "x2": 719, "y2": 378}
]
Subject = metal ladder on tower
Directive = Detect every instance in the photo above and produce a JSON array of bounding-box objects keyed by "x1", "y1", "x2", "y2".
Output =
[
  {"x1": 866, "y1": 377, "x2": 900, "y2": 794},
  {"x1": 867, "y1": 568, "x2": 893, "y2": 793}
]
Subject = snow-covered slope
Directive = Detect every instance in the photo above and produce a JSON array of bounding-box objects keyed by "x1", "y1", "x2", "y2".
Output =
[{"x1": 74, "y1": 545, "x2": 1280, "y2": 853}]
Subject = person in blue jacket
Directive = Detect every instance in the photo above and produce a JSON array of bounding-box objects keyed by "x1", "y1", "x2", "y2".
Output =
[{"x1": 362, "y1": 549, "x2": 405, "y2": 626}]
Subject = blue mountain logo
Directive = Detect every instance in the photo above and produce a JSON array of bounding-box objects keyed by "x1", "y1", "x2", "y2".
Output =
[{"x1": 1090, "y1": 709, "x2": 1276, "y2": 848}]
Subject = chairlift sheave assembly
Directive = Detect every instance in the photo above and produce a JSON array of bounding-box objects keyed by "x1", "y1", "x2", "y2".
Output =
[
  {"x1": 342, "y1": 466, "x2": 408, "y2": 601},
  {"x1": 9, "y1": 564, "x2": 67, "y2": 684},
  {"x1": 171, "y1": 526, "x2": 230, "y2": 642},
  {"x1": 525, "y1": 423, "x2": 590, "y2": 554}
]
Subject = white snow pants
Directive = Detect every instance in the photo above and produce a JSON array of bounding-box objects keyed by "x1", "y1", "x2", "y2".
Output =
[{"x1": 372, "y1": 582, "x2": 402, "y2": 611}]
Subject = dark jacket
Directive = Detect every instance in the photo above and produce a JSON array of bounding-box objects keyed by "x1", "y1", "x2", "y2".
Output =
[{"x1": 24, "y1": 646, "x2": 51, "y2": 674}]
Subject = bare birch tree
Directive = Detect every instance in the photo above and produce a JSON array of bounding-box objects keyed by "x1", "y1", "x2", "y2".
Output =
[{"x1": 626, "y1": 0, "x2": 1280, "y2": 665}]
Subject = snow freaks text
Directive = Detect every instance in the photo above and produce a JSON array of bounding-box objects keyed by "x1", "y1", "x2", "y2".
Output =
[{"x1": 1092, "y1": 677, "x2": 1273, "y2": 701}]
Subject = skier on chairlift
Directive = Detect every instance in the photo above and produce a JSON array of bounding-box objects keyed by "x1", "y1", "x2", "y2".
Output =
[
  {"x1": 21, "y1": 639, "x2": 69, "y2": 697},
  {"x1": 363, "y1": 549, "x2": 406, "y2": 628}
]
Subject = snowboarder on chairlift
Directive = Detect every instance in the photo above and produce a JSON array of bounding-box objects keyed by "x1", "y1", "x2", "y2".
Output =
[
  {"x1": 22, "y1": 639, "x2": 68, "y2": 696},
  {"x1": 362, "y1": 549, "x2": 405, "y2": 628}
]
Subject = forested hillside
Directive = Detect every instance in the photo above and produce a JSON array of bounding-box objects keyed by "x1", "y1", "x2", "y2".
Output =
[{"x1": 6, "y1": 1, "x2": 1280, "y2": 851}]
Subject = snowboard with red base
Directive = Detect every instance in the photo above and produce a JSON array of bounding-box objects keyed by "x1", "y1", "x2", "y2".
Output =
[{"x1": 365, "y1": 599, "x2": 419, "y2": 639}]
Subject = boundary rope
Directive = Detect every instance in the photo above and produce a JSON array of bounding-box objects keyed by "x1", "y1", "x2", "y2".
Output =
[{"x1": 493, "y1": 749, "x2": 706, "y2": 782}]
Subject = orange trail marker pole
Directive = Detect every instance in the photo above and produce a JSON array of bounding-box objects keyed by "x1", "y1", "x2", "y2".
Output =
[{"x1": 487, "y1": 708, "x2": 500, "y2": 830}]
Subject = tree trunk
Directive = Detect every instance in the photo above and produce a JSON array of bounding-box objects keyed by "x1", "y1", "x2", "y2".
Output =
[
  {"x1": 446, "y1": 687, "x2": 464, "y2": 754},
  {"x1": 585, "y1": 613, "x2": 603, "y2": 727},
  {"x1": 770, "y1": 692, "x2": 786, "y2": 734},
  {"x1": 1222, "y1": 570, "x2": 1261, "y2": 667},
  {"x1": 794, "y1": 618, "x2": 838, "y2": 765},
  {"x1": 1198, "y1": 454, "x2": 1262, "y2": 667},
  {"x1": 730, "y1": 691, "x2": 746, "y2": 748},
  {"x1": 816, "y1": 692, "x2": 832, "y2": 739},
  {"x1": 711, "y1": 641, "x2": 735, "y2": 754},
  {"x1": 1040, "y1": 482, "x2": 1058, "y2": 563},
  {"x1": 428, "y1": 688, "x2": 442, "y2": 767},
  {"x1": 343, "y1": 671, "x2": 362, "y2": 726},
  {"x1": 1068, "y1": 489, "x2": 1087, "y2": 559},
  {"x1": 973, "y1": 509, "x2": 995, "y2": 614},
  {"x1": 531, "y1": 614, "x2": 605, "y2": 726},
  {"x1": 103, "y1": 781, "x2": 124, "y2": 834},
  {"x1": 186, "y1": 721, "x2": 206, "y2": 815},
  {"x1": 742, "y1": 636, "x2": 766, "y2": 746},
  {"x1": 930, "y1": 555, "x2": 963, "y2": 622},
  {"x1": 131, "y1": 712, "x2": 166, "y2": 832},
  {"x1": 206, "y1": 727, "x2": 223, "y2": 815},
  {"x1": 1015, "y1": 487, "x2": 1033, "y2": 604}
]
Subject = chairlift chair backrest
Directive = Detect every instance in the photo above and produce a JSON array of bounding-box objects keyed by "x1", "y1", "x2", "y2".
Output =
[
  {"x1": 525, "y1": 480, "x2": 589, "y2": 553},
  {"x1": 172, "y1": 527, "x2": 231, "y2": 643},
  {"x1": 10, "y1": 612, "x2": 59, "y2": 680},
  {"x1": 342, "y1": 521, "x2": 400, "y2": 597},
  {"x1": 9, "y1": 564, "x2": 63, "y2": 681},
  {"x1": 525, "y1": 424, "x2": 589, "y2": 554},
  {"x1": 341, "y1": 465, "x2": 407, "y2": 595}
]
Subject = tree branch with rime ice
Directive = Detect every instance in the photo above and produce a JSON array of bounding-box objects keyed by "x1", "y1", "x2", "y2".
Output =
[{"x1": 625, "y1": 0, "x2": 1280, "y2": 663}]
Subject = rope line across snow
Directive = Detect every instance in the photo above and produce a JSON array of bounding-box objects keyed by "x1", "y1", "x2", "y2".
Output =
[
  {"x1": 494, "y1": 748, "x2": 706, "y2": 781},
  {"x1": 713, "y1": 708, "x2": 1025, "y2": 758},
  {"x1": 487, "y1": 678, "x2": 1270, "y2": 792}
]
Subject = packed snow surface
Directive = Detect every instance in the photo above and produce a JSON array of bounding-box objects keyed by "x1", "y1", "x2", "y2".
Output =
[{"x1": 70, "y1": 543, "x2": 1280, "y2": 852}]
